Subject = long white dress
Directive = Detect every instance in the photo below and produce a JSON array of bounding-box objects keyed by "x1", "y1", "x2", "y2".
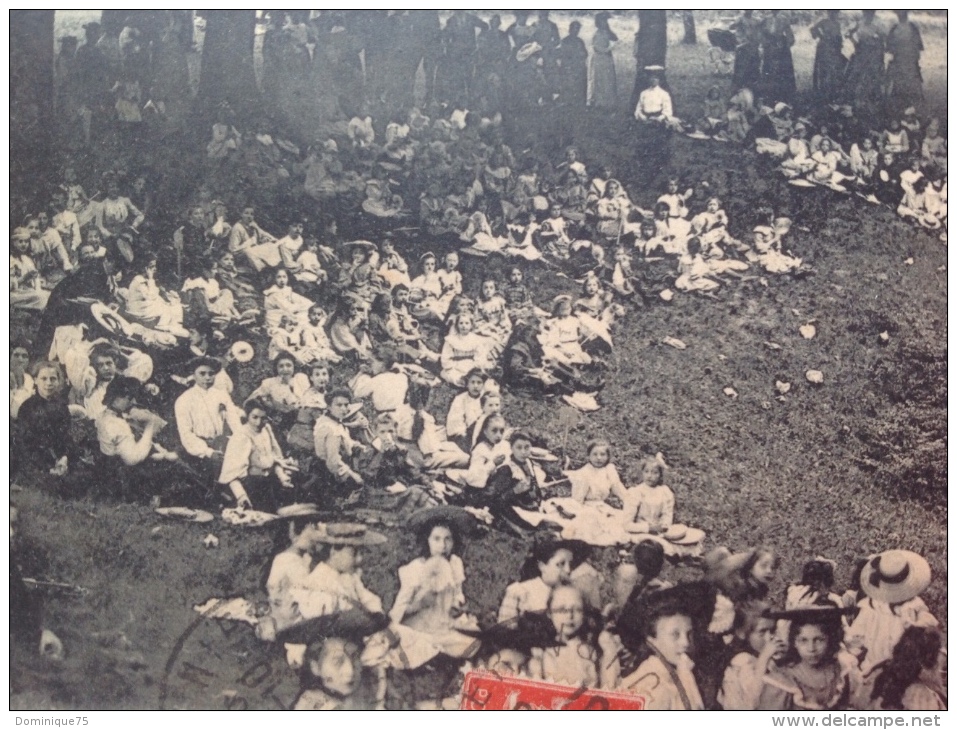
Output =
[{"x1": 389, "y1": 555, "x2": 479, "y2": 667}]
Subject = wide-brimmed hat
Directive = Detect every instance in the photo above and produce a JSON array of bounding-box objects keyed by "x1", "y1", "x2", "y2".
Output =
[
  {"x1": 459, "y1": 612, "x2": 561, "y2": 655},
  {"x1": 407, "y1": 505, "x2": 477, "y2": 538},
  {"x1": 229, "y1": 341, "x2": 255, "y2": 363},
  {"x1": 530, "y1": 536, "x2": 590, "y2": 568},
  {"x1": 277, "y1": 608, "x2": 390, "y2": 645},
  {"x1": 561, "y1": 392, "x2": 600, "y2": 412},
  {"x1": 703, "y1": 547, "x2": 754, "y2": 583},
  {"x1": 275, "y1": 503, "x2": 322, "y2": 519},
  {"x1": 91, "y1": 302, "x2": 129, "y2": 337},
  {"x1": 662, "y1": 525, "x2": 706, "y2": 546},
  {"x1": 314, "y1": 523, "x2": 387, "y2": 547},
  {"x1": 767, "y1": 605, "x2": 850, "y2": 622},
  {"x1": 860, "y1": 550, "x2": 931, "y2": 604},
  {"x1": 342, "y1": 239, "x2": 376, "y2": 254}
]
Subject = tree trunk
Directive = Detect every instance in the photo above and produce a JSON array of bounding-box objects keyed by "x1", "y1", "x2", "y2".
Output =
[
  {"x1": 682, "y1": 11, "x2": 697, "y2": 45},
  {"x1": 10, "y1": 10, "x2": 55, "y2": 204},
  {"x1": 198, "y1": 10, "x2": 258, "y2": 123},
  {"x1": 631, "y1": 10, "x2": 669, "y2": 108}
]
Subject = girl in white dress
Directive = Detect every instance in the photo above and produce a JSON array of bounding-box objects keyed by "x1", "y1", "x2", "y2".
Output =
[
  {"x1": 474, "y1": 278, "x2": 512, "y2": 353},
  {"x1": 719, "y1": 602, "x2": 786, "y2": 710},
  {"x1": 446, "y1": 413, "x2": 510, "y2": 489},
  {"x1": 124, "y1": 256, "x2": 186, "y2": 335},
  {"x1": 440, "y1": 312, "x2": 495, "y2": 387},
  {"x1": 409, "y1": 252, "x2": 446, "y2": 320},
  {"x1": 566, "y1": 439, "x2": 628, "y2": 507},
  {"x1": 540, "y1": 295, "x2": 591, "y2": 366},
  {"x1": 389, "y1": 509, "x2": 479, "y2": 666},
  {"x1": 248, "y1": 352, "x2": 311, "y2": 418}
]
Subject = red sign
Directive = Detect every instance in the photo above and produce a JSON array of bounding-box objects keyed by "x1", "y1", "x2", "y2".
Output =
[{"x1": 460, "y1": 671, "x2": 646, "y2": 710}]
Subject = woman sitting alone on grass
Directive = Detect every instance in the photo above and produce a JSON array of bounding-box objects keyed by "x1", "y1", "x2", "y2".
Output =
[
  {"x1": 540, "y1": 295, "x2": 592, "y2": 367},
  {"x1": 898, "y1": 177, "x2": 943, "y2": 230}
]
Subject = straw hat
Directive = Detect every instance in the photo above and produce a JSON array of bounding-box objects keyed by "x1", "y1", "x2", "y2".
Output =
[
  {"x1": 561, "y1": 392, "x2": 600, "y2": 412},
  {"x1": 459, "y1": 612, "x2": 561, "y2": 654},
  {"x1": 516, "y1": 41, "x2": 542, "y2": 62},
  {"x1": 860, "y1": 550, "x2": 931, "y2": 604},
  {"x1": 702, "y1": 547, "x2": 753, "y2": 583},
  {"x1": 229, "y1": 341, "x2": 255, "y2": 363},
  {"x1": 91, "y1": 302, "x2": 128, "y2": 337},
  {"x1": 662, "y1": 525, "x2": 706, "y2": 546},
  {"x1": 275, "y1": 503, "x2": 322, "y2": 519},
  {"x1": 276, "y1": 608, "x2": 390, "y2": 645},
  {"x1": 343, "y1": 239, "x2": 376, "y2": 254},
  {"x1": 314, "y1": 523, "x2": 387, "y2": 547}
]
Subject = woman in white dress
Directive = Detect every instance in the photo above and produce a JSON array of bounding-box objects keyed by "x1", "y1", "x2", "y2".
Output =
[{"x1": 124, "y1": 256, "x2": 187, "y2": 336}]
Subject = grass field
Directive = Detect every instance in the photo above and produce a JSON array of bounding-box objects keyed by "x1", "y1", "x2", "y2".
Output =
[{"x1": 12, "y1": 11, "x2": 947, "y2": 710}]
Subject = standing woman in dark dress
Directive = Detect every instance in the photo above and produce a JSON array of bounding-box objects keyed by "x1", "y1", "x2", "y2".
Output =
[
  {"x1": 506, "y1": 10, "x2": 538, "y2": 111},
  {"x1": 885, "y1": 10, "x2": 924, "y2": 116},
  {"x1": 845, "y1": 10, "x2": 886, "y2": 126},
  {"x1": 810, "y1": 11, "x2": 847, "y2": 105},
  {"x1": 534, "y1": 10, "x2": 562, "y2": 96},
  {"x1": 731, "y1": 10, "x2": 762, "y2": 93},
  {"x1": 558, "y1": 21, "x2": 589, "y2": 111},
  {"x1": 589, "y1": 12, "x2": 619, "y2": 111},
  {"x1": 760, "y1": 11, "x2": 797, "y2": 105}
]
